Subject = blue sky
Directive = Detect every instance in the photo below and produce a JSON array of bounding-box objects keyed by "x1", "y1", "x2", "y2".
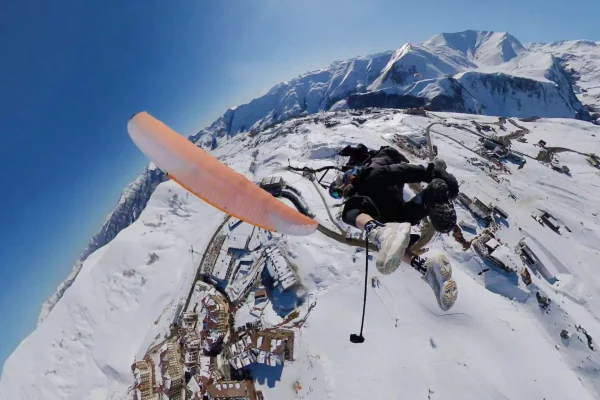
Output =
[{"x1": 0, "y1": 0, "x2": 598, "y2": 372}]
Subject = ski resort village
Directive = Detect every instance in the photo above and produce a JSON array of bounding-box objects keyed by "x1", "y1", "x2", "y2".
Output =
[
  {"x1": 120, "y1": 107, "x2": 600, "y2": 400},
  {"x1": 131, "y1": 217, "x2": 302, "y2": 400},
  {"x1": 3, "y1": 31, "x2": 600, "y2": 400}
]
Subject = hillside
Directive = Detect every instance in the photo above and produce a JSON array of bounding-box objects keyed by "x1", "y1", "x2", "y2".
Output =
[{"x1": 3, "y1": 109, "x2": 600, "y2": 399}]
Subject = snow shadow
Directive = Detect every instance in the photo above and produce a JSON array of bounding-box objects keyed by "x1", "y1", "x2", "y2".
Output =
[
  {"x1": 503, "y1": 157, "x2": 523, "y2": 166},
  {"x1": 248, "y1": 363, "x2": 284, "y2": 388},
  {"x1": 262, "y1": 269, "x2": 307, "y2": 317},
  {"x1": 210, "y1": 276, "x2": 229, "y2": 291},
  {"x1": 482, "y1": 263, "x2": 530, "y2": 303},
  {"x1": 308, "y1": 146, "x2": 340, "y2": 160},
  {"x1": 495, "y1": 216, "x2": 510, "y2": 228}
]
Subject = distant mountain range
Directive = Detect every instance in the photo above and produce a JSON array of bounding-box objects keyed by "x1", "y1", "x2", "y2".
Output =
[{"x1": 40, "y1": 30, "x2": 600, "y2": 322}]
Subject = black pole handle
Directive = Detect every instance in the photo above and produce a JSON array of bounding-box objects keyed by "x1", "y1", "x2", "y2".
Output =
[{"x1": 350, "y1": 235, "x2": 369, "y2": 344}]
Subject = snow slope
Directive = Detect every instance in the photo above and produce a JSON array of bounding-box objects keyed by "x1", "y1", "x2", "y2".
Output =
[
  {"x1": 529, "y1": 40, "x2": 600, "y2": 119},
  {"x1": 38, "y1": 166, "x2": 167, "y2": 325},
  {"x1": 1, "y1": 184, "x2": 224, "y2": 399},
  {"x1": 189, "y1": 51, "x2": 394, "y2": 147},
  {"x1": 4, "y1": 109, "x2": 600, "y2": 399},
  {"x1": 424, "y1": 30, "x2": 527, "y2": 66}
]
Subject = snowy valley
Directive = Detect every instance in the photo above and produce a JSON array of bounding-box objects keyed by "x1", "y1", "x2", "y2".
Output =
[
  {"x1": 2, "y1": 30, "x2": 600, "y2": 400},
  {"x1": 2, "y1": 108, "x2": 600, "y2": 399}
]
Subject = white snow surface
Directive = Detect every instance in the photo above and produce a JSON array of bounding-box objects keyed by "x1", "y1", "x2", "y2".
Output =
[
  {"x1": 3, "y1": 109, "x2": 600, "y2": 399},
  {"x1": 529, "y1": 40, "x2": 600, "y2": 116},
  {"x1": 424, "y1": 30, "x2": 527, "y2": 66}
]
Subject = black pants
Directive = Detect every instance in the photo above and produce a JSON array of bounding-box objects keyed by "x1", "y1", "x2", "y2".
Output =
[{"x1": 341, "y1": 195, "x2": 428, "y2": 228}]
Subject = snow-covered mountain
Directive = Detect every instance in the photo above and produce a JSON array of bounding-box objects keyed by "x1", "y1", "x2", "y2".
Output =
[
  {"x1": 529, "y1": 40, "x2": 600, "y2": 119},
  {"x1": 423, "y1": 30, "x2": 526, "y2": 65},
  {"x1": 193, "y1": 30, "x2": 597, "y2": 148},
  {"x1": 189, "y1": 51, "x2": 394, "y2": 147},
  {"x1": 3, "y1": 109, "x2": 600, "y2": 399},
  {"x1": 37, "y1": 166, "x2": 168, "y2": 325},
  {"x1": 36, "y1": 29, "x2": 600, "y2": 335}
]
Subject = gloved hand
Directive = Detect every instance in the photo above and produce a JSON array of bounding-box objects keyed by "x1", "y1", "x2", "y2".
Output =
[
  {"x1": 342, "y1": 184, "x2": 356, "y2": 198},
  {"x1": 339, "y1": 166, "x2": 364, "y2": 197},
  {"x1": 338, "y1": 145, "x2": 353, "y2": 157},
  {"x1": 427, "y1": 159, "x2": 459, "y2": 199},
  {"x1": 338, "y1": 143, "x2": 368, "y2": 157},
  {"x1": 343, "y1": 166, "x2": 362, "y2": 185}
]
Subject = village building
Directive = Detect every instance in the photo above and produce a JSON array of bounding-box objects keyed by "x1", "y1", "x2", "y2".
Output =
[
  {"x1": 206, "y1": 380, "x2": 259, "y2": 400},
  {"x1": 540, "y1": 212, "x2": 560, "y2": 232},
  {"x1": 183, "y1": 329, "x2": 202, "y2": 367},
  {"x1": 182, "y1": 311, "x2": 198, "y2": 331},
  {"x1": 519, "y1": 238, "x2": 559, "y2": 284},
  {"x1": 404, "y1": 107, "x2": 427, "y2": 116},
  {"x1": 456, "y1": 193, "x2": 493, "y2": 225},
  {"x1": 132, "y1": 359, "x2": 158, "y2": 400},
  {"x1": 458, "y1": 220, "x2": 478, "y2": 232},
  {"x1": 227, "y1": 329, "x2": 295, "y2": 371},
  {"x1": 161, "y1": 342, "x2": 185, "y2": 399},
  {"x1": 492, "y1": 205, "x2": 509, "y2": 219},
  {"x1": 254, "y1": 288, "x2": 267, "y2": 305},
  {"x1": 473, "y1": 233, "x2": 517, "y2": 272},
  {"x1": 587, "y1": 155, "x2": 600, "y2": 169},
  {"x1": 406, "y1": 134, "x2": 428, "y2": 148},
  {"x1": 264, "y1": 246, "x2": 297, "y2": 291},
  {"x1": 202, "y1": 290, "x2": 229, "y2": 324}
]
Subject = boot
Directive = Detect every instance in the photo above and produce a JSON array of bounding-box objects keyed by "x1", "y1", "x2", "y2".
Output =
[
  {"x1": 365, "y1": 221, "x2": 411, "y2": 275},
  {"x1": 422, "y1": 253, "x2": 458, "y2": 311}
]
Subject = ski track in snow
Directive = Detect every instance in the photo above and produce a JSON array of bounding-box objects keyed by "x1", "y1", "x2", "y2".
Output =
[{"x1": 2, "y1": 110, "x2": 600, "y2": 399}]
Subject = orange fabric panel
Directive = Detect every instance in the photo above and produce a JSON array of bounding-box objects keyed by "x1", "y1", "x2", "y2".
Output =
[{"x1": 127, "y1": 112, "x2": 318, "y2": 236}]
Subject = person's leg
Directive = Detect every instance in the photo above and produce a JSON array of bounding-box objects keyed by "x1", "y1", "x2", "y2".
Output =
[
  {"x1": 341, "y1": 196, "x2": 379, "y2": 228},
  {"x1": 355, "y1": 213, "x2": 374, "y2": 230},
  {"x1": 342, "y1": 196, "x2": 412, "y2": 275}
]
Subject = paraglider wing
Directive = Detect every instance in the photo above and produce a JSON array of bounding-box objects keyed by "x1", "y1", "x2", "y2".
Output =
[{"x1": 127, "y1": 112, "x2": 318, "y2": 236}]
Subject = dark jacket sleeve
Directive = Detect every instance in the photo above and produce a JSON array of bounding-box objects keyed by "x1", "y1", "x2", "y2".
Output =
[
  {"x1": 355, "y1": 163, "x2": 432, "y2": 190},
  {"x1": 340, "y1": 144, "x2": 370, "y2": 168}
]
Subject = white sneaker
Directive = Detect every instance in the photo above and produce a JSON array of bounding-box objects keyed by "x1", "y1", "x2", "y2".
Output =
[
  {"x1": 367, "y1": 222, "x2": 411, "y2": 275},
  {"x1": 423, "y1": 254, "x2": 458, "y2": 311}
]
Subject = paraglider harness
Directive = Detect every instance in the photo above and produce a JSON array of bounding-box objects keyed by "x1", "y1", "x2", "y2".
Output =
[
  {"x1": 285, "y1": 152, "x2": 438, "y2": 344},
  {"x1": 285, "y1": 161, "x2": 370, "y2": 344},
  {"x1": 285, "y1": 164, "x2": 341, "y2": 200}
]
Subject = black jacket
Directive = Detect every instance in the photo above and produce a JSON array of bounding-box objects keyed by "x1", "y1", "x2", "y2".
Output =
[{"x1": 340, "y1": 145, "x2": 434, "y2": 224}]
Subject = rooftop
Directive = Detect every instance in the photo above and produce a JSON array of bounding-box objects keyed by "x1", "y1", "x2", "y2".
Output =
[{"x1": 206, "y1": 380, "x2": 253, "y2": 399}]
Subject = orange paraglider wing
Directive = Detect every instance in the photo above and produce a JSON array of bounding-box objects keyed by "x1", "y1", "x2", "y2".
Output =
[{"x1": 127, "y1": 112, "x2": 318, "y2": 236}]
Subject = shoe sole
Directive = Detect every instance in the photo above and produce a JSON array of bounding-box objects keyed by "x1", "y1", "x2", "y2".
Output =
[
  {"x1": 438, "y1": 255, "x2": 452, "y2": 281},
  {"x1": 439, "y1": 279, "x2": 458, "y2": 311},
  {"x1": 425, "y1": 254, "x2": 457, "y2": 311},
  {"x1": 376, "y1": 226, "x2": 411, "y2": 275}
]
